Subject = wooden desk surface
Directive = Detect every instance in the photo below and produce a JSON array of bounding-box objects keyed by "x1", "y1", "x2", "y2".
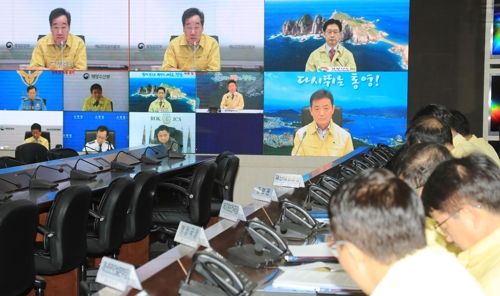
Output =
[{"x1": 93, "y1": 147, "x2": 370, "y2": 296}]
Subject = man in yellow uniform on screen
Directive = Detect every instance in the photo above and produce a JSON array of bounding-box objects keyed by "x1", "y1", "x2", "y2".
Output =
[
  {"x1": 148, "y1": 87, "x2": 173, "y2": 112},
  {"x1": 23, "y1": 123, "x2": 49, "y2": 150},
  {"x1": 29, "y1": 8, "x2": 87, "y2": 70},
  {"x1": 161, "y1": 8, "x2": 220, "y2": 71},
  {"x1": 82, "y1": 84, "x2": 112, "y2": 111},
  {"x1": 220, "y1": 80, "x2": 244, "y2": 110},
  {"x1": 305, "y1": 19, "x2": 356, "y2": 72},
  {"x1": 292, "y1": 90, "x2": 353, "y2": 156}
]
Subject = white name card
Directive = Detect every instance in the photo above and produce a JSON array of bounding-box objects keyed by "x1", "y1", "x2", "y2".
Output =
[
  {"x1": 96, "y1": 257, "x2": 142, "y2": 292},
  {"x1": 273, "y1": 173, "x2": 305, "y2": 188},
  {"x1": 252, "y1": 185, "x2": 278, "y2": 202},
  {"x1": 174, "y1": 221, "x2": 210, "y2": 249},
  {"x1": 219, "y1": 200, "x2": 247, "y2": 222},
  {"x1": 220, "y1": 108, "x2": 239, "y2": 113}
]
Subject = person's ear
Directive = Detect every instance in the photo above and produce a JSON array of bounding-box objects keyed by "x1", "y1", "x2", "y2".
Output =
[
  {"x1": 344, "y1": 243, "x2": 366, "y2": 271},
  {"x1": 462, "y1": 204, "x2": 481, "y2": 230}
]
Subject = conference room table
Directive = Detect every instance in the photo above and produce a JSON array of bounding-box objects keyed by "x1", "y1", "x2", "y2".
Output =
[
  {"x1": 93, "y1": 147, "x2": 370, "y2": 296},
  {"x1": 0, "y1": 145, "x2": 214, "y2": 296}
]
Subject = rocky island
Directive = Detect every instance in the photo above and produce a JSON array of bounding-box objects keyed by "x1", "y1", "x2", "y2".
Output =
[{"x1": 280, "y1": 11, "x2": 408, "y2": 68}]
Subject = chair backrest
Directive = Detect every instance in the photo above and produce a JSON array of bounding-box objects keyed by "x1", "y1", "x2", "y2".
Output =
[
  {"x1": 43, "y1": 185, "x2": 92, "y2": 273},
  {"x1": 24, "y1": 131, "x2": 51, "y2": 149},
  {"x1": 123, "y1": 170, "x2": 160, "y2": 243},
  {"x1": 0, "y1": 156, "x2": 24, "y2": 168},
  {"x1": 15, "y1": 142, "x2": 49, "y2": 164},
  {"x1": 213, "y1": 152, "x2": 240, "y2": 202},
  {"x1": 84, "y1": 130, "x2": 116, "y2": 148},
  {"x1": 188, "y1": 161, "x2": 217, "y2": 227},
  {"x1": 0, "y1": 199, "x2": 39, "y2": 296},
  {"x1": 92, "y1": 177, "x2": 135, "y2": 254},
  {"x1": 301, "y1": 106, "x2": 343, "y2": 127},
  {"x1": 47, "y1": 148, "x2": 79, "y2": 160}
]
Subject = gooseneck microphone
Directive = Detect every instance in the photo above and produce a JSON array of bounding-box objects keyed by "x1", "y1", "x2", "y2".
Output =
[
  {"x1": 192, "y1": 41, "x2": 197, "y2": 71},
  {"x1": 167, "y1": 142, "x2": 186, "y2": 159},
  {"x1": 29, "y1": 165, "x2": 64, "y2": 189},
  {"x1": 140, "y1": 146, "x2": 162, "y2": 164},
  {"x1": 0, "y1": 177, "x2": 22, "y2": 188},
  {"x1": 335, "y1": 58, "x2": 344, "y2": 67},
  {"x1": 293, "y1": 131, "x2": 307, "y2": 156},
  {"x1": 71, "y1": 158, "x2": 104, "y2": 180},
  {"x1": 111, "y1": 151, "x2": 135, "y2": 171},
  {"x1": 84, "y1": 145, "x2": 99, "y2": 155},
  {"x1": 60, "y1": 40, "x2": 64, "y2": 69}
]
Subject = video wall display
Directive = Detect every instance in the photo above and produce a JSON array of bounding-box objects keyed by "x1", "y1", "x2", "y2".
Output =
[{"x1": 0, "y1": 0, "x2": 409, "y2": 156}]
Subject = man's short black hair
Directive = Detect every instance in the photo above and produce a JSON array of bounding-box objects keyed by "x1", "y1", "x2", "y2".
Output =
[
  {"x1": 422, "y1": 153, "x2": 500, "y2": 215},
  {"x1": 27, "y1": 85, "x2": 37, "y2": 92},
  {"x1": 450, "y1": 110, "x2": 471, "y2": 136},
  {"x1": 228, "y1": 80, "x2": 237, "y2": 86},
  {"x1": 323, "y1": 19, "x2": 342, "y2": 32},
  {"x1": 182, "y1": 8, "x2": 204, "y2": 27},
  {"x1": 393, "y1": 142, "x2": 452, "y2": 189},
  {"x1": 405, "y1": 116, "x2": 453, "y2": 146},
  {"x1": 31, "y1": 123, "x2": 42, "y2": 132},
  {"x1": 410, "y1": 104, "x2": 452, "y2": 128},
  {"x1": 329, "y1": 168, "x2": 426, "y2": 264},
  {"x1": 49, "y1": 8, "x2": 71, "y2": 27},
  {"x1": 157, "y1": 86, "x2": 167, "y2": 94},
  {"x1": 310, "y1": 89, "x2": 334, "y2": 106},
  {"x1": 90, "y1": 84, "x2": 102, "y2": 93},
  {"x1": 97, "y1": 125, "x2": 109, "y2": 136}
]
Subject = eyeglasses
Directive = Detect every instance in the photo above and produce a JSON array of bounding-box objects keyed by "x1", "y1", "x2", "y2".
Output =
[
  {"x1": 330, "y1": 239, "x2": 350, "y2": 254},
  {"x1": 325, "y1": 30, "x2": 341, "y2": 36},
  {"x1": 434, "y1": 205, "x2": 482, "y2": 236}
]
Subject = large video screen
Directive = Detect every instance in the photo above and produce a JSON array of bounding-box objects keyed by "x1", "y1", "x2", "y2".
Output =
[{"x1": 0, "y1": 0, "x2": 409, "y2": 157}]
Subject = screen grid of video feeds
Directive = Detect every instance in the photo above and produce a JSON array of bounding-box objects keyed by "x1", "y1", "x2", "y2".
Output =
[{"x1": 0, "y1": 0, "x2": 409, "y2": 155}]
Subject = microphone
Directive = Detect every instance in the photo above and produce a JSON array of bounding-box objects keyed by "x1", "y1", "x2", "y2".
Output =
[
  {"x1": 110, "y1": 151, "x2": 135, "y2": 171},
  {"x1": 335, "y1": 58, "x2": 344, "y2": 67},
  {"x1": 84, "y1": 145, "x2": 100, "y2": 155},
  {"x1": 60, "y1": 40, "x2": 64, "y2": 70},
  {"x1": 29, "y1": 165, "x2": 64, "y2": 189},
  {"x1": 293, "y1": 132, "x2": 307, "y2": 156},
  {"x1": 167, "y1": 142, "x2": 186, "y2": 159},
  {"x1": 192, "y1": 41, "x2": 197, "y2": 71},
  {"x1": 70, "y1": 158, "x2": 104, "y2": 180},
  {"x1": 141, "y1": 146, "x2": 162, "y2": 164},
  {"x1": 0, "y1": 177, "x2": 22, "y2": 189}
]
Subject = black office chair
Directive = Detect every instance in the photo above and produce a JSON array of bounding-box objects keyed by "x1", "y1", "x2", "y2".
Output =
[
  {"x1": 84, "y1": 130, "x2": 116, "y2": 149},
  {"x1": 38, "y1": 34, "x2": 85, "y2": 43},
  {"x1": 0, "y1": 156, "x2": 25, "y2": 168},
  {"x1": 152, "y1": 161, "x2": 217, "y2": 244},
  {"x1": 301, "y1": 106, "x2": 343, "y2": 127},
  {"x1": 15, "y1": 143, "x2": 48, "y2": 164},
  {"x1": 34, "y1": 185, "x2": 92, "y2": 277},
  {"x1": 24, "y1": 131, "x2": 51, "y2": 150},
  {"x1": 47, "y1": 148, "x2": 79, "y2": 160},
  {"x1": 80, "y1": 177, "x2": 135, "y2": 295},
  {"x1": 0, "y1": 199, "x2": 41, "y2": 296},
  {"x1": 210, "y1": 152, "x2": 240, "y2": 216}
]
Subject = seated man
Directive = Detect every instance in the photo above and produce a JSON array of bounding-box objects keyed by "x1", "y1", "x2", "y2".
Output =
[
  {"x1": 450, "y1": 110, "x2": 500, "y2": 166},
  {"x1": 292, "y1": 89, "x2": 353, "y2": 156},
  {"x1": 153, "y1": 125, "x2": 179, "y2": 152},
  {"x1": 392, "y1": 142, "x2": 460, "y2": 254},
  {"x1": 405, "y1": 115, "x2": 486, "y2": 159},
  {"x1": 220, "y1": 80, "x2": 244, "y2": 110},
  {"x1": 410, "y1": 104, "x2": 485, "y2": 158},
  {"x1": 329, "y1": 168, "x2": 485, "y2": 296},
  {"x1": 29, "y1": 8, "x2": 87, "y2": 70},
  {"x1": 24, "y1": 123, "x2": 49, "y2": 150},
  {"x1": 148, "y1": 87, "x2": 173, "y2": 112},
  {"x1": 305, "y1": 19, "x2": 356, "y2": 72},
  {"x1": 83, "y1": 126, "x2": 114, "y2": 153},
  {"x1": 161, "y1": 8, "x2": 220, "y2": 71},
  {"x1": 82, "y1": 84, "x2": 112, "y2": 111},
  {"x1": 422, "y1": 154, "x2": 500, "y2": 295},
  {"x1": 19, "y1": 85, "x2": 46, "y2": 111}
]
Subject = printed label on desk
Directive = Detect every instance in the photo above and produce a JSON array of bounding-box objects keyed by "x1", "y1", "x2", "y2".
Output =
[
  {"x1": 96, "y1": 257, "x2": 142, "y2": 292},
  {"x1": 273, "y1": 173, "x2": 305, "y2": 188},
  {"x1": 219, "y1": 108, "x2": 239, "y2": 113},
  {"x1": 174, "y1": 221, "x2": 210, "y2": 249},
  {"x1": 252, "y1": 185, "x2": 278, "y2": 202},
  {"x1": 219, "y1": 200, "x2": 247, "y2": 222}
]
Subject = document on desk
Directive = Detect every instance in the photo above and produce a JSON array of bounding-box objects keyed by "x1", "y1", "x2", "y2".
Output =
[
  {"x1": 288, "y1": 242, "x2": 338, "y2": 257},
  {"x1": 271, "y1": 269, "x2": 360, "y2": 291}
]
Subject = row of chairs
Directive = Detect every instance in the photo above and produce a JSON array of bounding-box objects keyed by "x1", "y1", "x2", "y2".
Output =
[{"x1": 0, "y1": 151, "x2": 240, "y2": 295}]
